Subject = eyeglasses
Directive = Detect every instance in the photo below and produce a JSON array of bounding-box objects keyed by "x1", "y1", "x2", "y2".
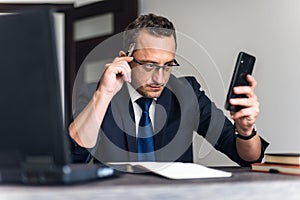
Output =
[{"x1": 132, "y1": 57, "x2": 180, "y2": 72}]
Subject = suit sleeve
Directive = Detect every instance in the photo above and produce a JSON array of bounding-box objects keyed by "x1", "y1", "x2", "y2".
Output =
[
  {"x1": 185, "y1": 76, "x2": 269, "y2": 166},
  {"x1": 68, "y1": 83, "x2": 98, "y2": 163}
]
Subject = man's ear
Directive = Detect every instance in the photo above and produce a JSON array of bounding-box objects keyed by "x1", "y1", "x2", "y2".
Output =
[{"x1": 119, "y1": 51, "x2": 127, "y2": 57}]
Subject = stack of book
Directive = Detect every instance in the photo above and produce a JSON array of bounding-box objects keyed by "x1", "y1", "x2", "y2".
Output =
[{"x1": 251, "y1": 153, "x2": 300, "y2": 175}]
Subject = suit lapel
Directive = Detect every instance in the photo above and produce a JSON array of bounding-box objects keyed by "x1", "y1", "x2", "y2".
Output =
[
  {"x1": 111, "y1": 84, "x2": 137, "y2": 160},
  {"x1": 153, "y1": 75, "x2": 197, "y2": 161},
  {"x1": 154, "y1": 86, "x2": 174, "y2": 160}
]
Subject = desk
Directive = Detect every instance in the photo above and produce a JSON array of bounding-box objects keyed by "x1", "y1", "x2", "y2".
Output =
[{"x1": 1, "y1": 167, "x2": 300, "y2": 200}]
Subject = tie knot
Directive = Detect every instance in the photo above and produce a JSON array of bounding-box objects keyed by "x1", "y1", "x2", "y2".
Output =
[{"x1": 136, "y1": 97, "x2": 153, "y2": 112}]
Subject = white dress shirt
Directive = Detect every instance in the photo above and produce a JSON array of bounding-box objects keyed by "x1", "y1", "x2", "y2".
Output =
[{"x1": 127, "y1": 83, "x2": 156, "y2": 137}]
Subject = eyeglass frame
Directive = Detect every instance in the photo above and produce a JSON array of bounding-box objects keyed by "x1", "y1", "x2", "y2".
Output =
[{"x1": 131, "y1": 56, "x2": 180, "y2": 72}]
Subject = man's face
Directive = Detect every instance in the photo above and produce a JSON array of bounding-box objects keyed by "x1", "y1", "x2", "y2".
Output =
[{"x1": 130, "y1": 31, "x2": 176, "y2": 98}]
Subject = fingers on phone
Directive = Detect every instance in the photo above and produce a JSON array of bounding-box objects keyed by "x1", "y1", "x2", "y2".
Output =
[
  {"x1": 246, "y1": 75, "x2": 257, "y2": 87},
  {"x1": 233, "y1": 86, "x2": 252, "y2": 95},
  {"x1": 229, "y1": 94, "x2": 258, "y2": 112}
]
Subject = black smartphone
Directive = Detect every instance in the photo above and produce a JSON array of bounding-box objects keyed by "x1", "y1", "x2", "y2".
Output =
[{"x1": 225, "y1": 51, "x2": 256, "y2": 112}]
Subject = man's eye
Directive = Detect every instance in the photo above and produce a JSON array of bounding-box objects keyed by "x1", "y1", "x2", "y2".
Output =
[{"x1": 143, "y1": 63, "x2": 156, "y2": 68}]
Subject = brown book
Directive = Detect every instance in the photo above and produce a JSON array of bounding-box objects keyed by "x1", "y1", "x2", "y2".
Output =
[
  {"x1": 265, "y1": 153, "x2": 300, "y2": 165},
  {"x1": 251, "y1": 163, "x2": 300, "y2": 176}
]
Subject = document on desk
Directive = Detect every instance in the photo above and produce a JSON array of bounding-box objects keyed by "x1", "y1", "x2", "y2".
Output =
[{"x1": 108, "y1": 162, "x2": 232, "y2": 179}]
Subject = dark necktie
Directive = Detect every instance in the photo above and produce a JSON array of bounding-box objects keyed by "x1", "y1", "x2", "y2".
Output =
[{"x1": 136, "y1": 97, "x2": 155, "y2": 161}]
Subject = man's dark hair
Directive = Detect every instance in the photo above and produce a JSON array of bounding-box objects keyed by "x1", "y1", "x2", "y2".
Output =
[{"x1": 123, "y1": 13, "x2": 176, "y2": 50}]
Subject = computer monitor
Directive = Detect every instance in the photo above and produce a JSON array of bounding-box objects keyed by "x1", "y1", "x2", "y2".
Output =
[
  {"x1": 0, "y1": 7, "x2": 115, "y2": 184},
  {"x1": 0, "y1": 7, "x2": 68, "y2": 165}
]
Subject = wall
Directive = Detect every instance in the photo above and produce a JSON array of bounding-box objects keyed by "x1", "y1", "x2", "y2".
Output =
[{"x1": 139, "y1": 0, "x2": 300, "y2": 165}]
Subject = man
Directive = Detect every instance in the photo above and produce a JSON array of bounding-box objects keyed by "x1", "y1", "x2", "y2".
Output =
[{"x1": 69, "y1": 13, "x2": 268, "y2": 166}]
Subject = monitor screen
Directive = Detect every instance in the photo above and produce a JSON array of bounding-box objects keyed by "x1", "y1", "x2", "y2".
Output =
[{"x1": 0, "y1": 7, "x2": 68, "y2": 167}]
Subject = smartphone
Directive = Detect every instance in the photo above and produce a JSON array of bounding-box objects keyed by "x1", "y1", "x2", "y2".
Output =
[{"x1": 225, "y1": 51, "x2": 256, "y2": 112}]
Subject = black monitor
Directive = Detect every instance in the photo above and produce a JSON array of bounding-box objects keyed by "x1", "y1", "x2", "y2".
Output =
[
  {"x1": 0, "y1": 7, "x2": 116, "y2": 184},
  {"x1": 0, "y1": 7, "x2": 68, "y2": 169}
]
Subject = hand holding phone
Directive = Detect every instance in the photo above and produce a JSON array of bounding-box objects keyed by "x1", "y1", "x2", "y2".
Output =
[{"x1": 225, "y1": 52, "x2": 256, "y2": 112}]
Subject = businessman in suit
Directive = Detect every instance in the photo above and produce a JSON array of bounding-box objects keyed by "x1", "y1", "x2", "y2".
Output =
[{"x1": 69, "y1": 13, "x2": 268, "y2": 166}]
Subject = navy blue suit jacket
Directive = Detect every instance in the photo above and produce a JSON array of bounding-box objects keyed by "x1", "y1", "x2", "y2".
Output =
[{"x1": 70, "y1": 75, "x2": 268, "y2": 166}]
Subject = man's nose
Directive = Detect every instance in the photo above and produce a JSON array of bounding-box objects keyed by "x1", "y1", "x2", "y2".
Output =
[{"x1": 152, "y1": 68, "x2": 165, "y2": 84}]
